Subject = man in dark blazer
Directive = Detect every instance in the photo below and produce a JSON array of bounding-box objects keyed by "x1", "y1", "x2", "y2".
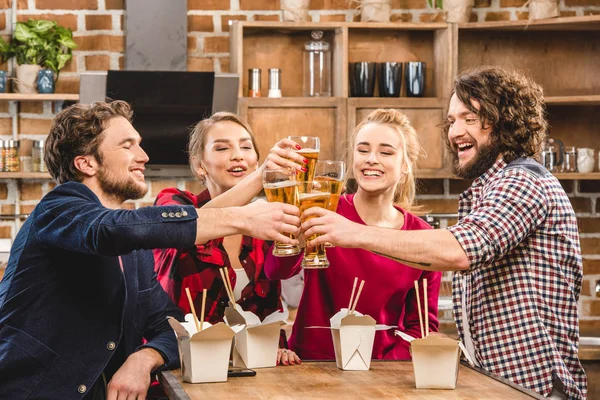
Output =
[{"x1": 0, "y1": 100, "x2": 301, "y2": 399}]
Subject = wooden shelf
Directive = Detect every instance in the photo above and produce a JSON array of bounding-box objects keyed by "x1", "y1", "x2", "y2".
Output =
[
  {"x1": 545, "y1": 95, "x2": 600, "y2": 106},
  {"x1": 236, "y1": 21, "x2": 448, "y2": 31},
  {"x1": 0, "y1": 172, "x2": 52, "y2": 179},
  {"x1": 459, "y1": 15, "x2": 600, "y2": 31},
  {"x1": 0, "y1": 93, "x2": 79, "y2": 101},
  {"x1": 239, "y1": 97, "x2": 343, "y2": 108},
  {"x1": 554, "y1": 173, "x2": 600, "y2": 180},
  {"x1": 348, "y1": 97, "x2": 445, "y2": 108}
]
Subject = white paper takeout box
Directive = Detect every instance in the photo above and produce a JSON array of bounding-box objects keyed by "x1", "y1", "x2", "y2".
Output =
[
  {"x1": 224, "y1": 303, "x2": 286, "y2": 369},
  {"x1": 168, "y1": 314, "x2": 242, "y2": 383},
  {"x1": 396, "y1": 330, "x2": 467, "y2": 389},
  {"x1": 329, "y1": 309, "x2": 377, "y2": 371}
]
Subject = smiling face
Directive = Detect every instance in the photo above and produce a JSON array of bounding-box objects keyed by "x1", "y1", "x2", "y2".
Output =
[
  {"x1": 353, "y1": 122, "x2": 406, "y2": 199},
  {"x1": 95, "y1": 116, "x2": 149, "y2": 202},
  {"x1": 198, "y1": 120, "x2": 259, "y2": 197},
  {"x1": 446, "y1": 93, "x2": 501, "y2": 179}
]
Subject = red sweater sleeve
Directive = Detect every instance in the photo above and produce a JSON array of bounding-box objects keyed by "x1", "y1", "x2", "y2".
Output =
[{"x1": 263, "y1": 245, "x2": 303, "y2": 280}]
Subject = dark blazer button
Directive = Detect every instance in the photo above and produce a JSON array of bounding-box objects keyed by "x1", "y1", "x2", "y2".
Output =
[{"x1": 78, "y1": 384, "x2": 87, "y2": 394}]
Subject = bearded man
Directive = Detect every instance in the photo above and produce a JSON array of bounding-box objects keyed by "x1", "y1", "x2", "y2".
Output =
[
  {"x1": 0, "y1": 100, "x2": 300, "y2": 399},
  {"x1": 300, "y1": 66, "x2": 586, "y2": 399}
]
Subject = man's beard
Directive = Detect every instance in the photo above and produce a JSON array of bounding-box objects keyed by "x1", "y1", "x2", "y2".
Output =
[
  {"x1": 451, "y1": 138, "x2": 502, "y2": 180},
  {"x1": 97, "y1": 165, "x2": 147, "y2": 203}
]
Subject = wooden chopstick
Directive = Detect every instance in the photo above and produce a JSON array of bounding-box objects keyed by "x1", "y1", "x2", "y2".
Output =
[
  {"x1": 350, "y1": 280, "x2": 365, "y2": 314},
  {"x1": 218, "y1": 268, "x2": 235, "y2": 304},
  {"x1": 414, "y1": 280, "x2": 425, "y2": 338},
  {"x1": 423, "y1": 278, "x2": 429, "y2": 337},
  {"x1": 347, "y1": 277, "x2": 358, "y2": 315},
  {"x1": 185, "y1": 287, "x2": 201, "y2": 333},
  {"x1": 223, "y1": 268, "x2": 235, "y2": 302},
  {"x1": 200, "y1": 288, "x2": 207, "y2": 332}
]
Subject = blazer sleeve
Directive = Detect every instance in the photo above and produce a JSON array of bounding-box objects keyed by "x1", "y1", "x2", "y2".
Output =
[{"x1": 34, "y1": 182, "x2": 198, "y2": 256}]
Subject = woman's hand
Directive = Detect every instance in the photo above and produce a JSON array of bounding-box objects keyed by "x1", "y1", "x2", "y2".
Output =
[
  {"x1": 301, "y1": 207, "x2": 364, "y2": 248},
  {"x1": 259, "y1": 138, "x2": 307, "y2": 173},
  {"x1": 277, "y1": 348, "x2": 301, "y2": 366}
]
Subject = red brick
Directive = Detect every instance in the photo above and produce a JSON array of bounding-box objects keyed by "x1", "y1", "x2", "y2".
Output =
[
  {"x1": 17, "y1": 13, "x2": 78, "y2": 31},
  {"x1": 85, "y1": 54, "x2": 110, "y2": 71},
  {"x1": 310, "y1": 0, "x2": 352, "y2": 8},
  {"x1": 188, "y1": 0, "x2": 230, "y2": 10},
  {"x1": 36, "y1": 0, "x2": 98, "y2": 9},
  {"x1": 253, "y1": 14, "x2": 280, "y2": 21},
  {"x1": 221, "y1": 15, "x2": 247, "y2": 31},
  {"x1": 469, "y1": 12, "x2": 478, "y2": 22},
  {"x1": 392, "y1": 0, "x2": 427, "y2": 9},
  {"x1": 118, "y1": 56, "x2": 124, "y2": 70},
  {"x1": 580, "y1": 320, "x2": 600, "y2": 335},
  {"x1": 582, "y1": 299, "x2": 600, "y2": 316},
  {"x1": 105, "y1": 0, "x2": 124, "y2": 9},
  {"x1": 74, "y1": 35, "x2": 124, "y2": 51},
  {"x1": 55, "y1": 76, "x2": 79, "y2": 93},
  {"x1": 203, "y1": 36, "x2": 229, "y2": 53},
  {"x1": 558, "y1": 180, "x2": 574, "y2": 193},
  {"x1": 391, "y1": 13, "x2": 412, "y2": 22},
  {"x1": 0, "y1": 103, "x2": 7, "y2": 113},
  {"x1": 558, "y1": 10, "x2": 577, "y2": 16},
  {"x1": 185, "y1": 180, "x2": 205, "y2": 194},
  {"x1": 18, "y1": 0, "x2": 28, "y2": 9},
  {"x1": 564, "y1": 0, "x2": 600, "y2": 5},
  {"x1": 150, "y1": 180, "x2": 178, "y2": 197},
  {"x1": 121, "y1": 202, "x2": 136, "y2": 210},
  {"x1": 500, "y1": 0, "x2": 526, "y2": 6},
  {"x1": 0, "y1": 183, "x2": 7, "y2": 200},
  {"x1": 20, "y1": 101, "x2": 44, "y2": 114},
  {"x1": 86, "y1": 14, "x2": 112, "y2": 30},
  {"x1": 583, "y1": 259, "x2": 600, "y2": 275},
  {"x1": 569, "y1": 197, "x2": 591, "y2": 213},
  {"x1": 20, "y1": 204, "x2": 36, "y2": 214},
  {"x1": 577, "y1": 218, "x2": 600, "y2": 234},
  {"x1": 187, "y1": 57, "x2": 214, "y2": 72},
  {"x1": 579, "y1": 180, "x2": 600, "y2": 193},
  {"x1": 419, "y1": 13, "x2": 445, "y2": 22},
  {"x1": 484, "y1": 12, "x2": 511, "y2": 21},
  {"x1": 62, "y1": 55, "x2": 78, "y2": 73},
  {"x1": 515, "y1": 12, "x2": 529, "y2": 20},
  {"x1": 0, "y1": 0, "x2": 9, "y2": 9},
  {"x1": 0, "y1": 118, "x2": 10, "y2": 136},
  {"x1": 0, "y1": 13, "x2": 5, "y2": 31},
  {"x1": 0, "y1": 226, "x2": 11, "y2": 239},
  {"x1": 580, "y1": 238, "x2": 600, "y2": 255},
  {"x1": 416, "y1": 179, "x2": 445, "y2": 195},
  {"x1": 188, "y1": 15, "x2": 214, "y2": 32},
  {"x1": 219, "y1": 57, "x2": 230, "y2": 73},
  {"x1": 320, "y1": 14, "x2": 346, "y2": 22},
  {"x1": 19, "y1": 118, "x2": 53, "y2": 135},
  {"x1": 474, "y1": 0, "x2": 491, "y2": 6},
  {"x1": 240, "y1": 0, "x2": 280, "y2": 10},
  {"x1": 187, "y1": 36, "x2": 198, "y2": 51},
  {"x1": 20, "y1": 183, "x2": 43, "y2": 201},
  {"x1": 1, "y1": 204, "x2": 14, "y2": 214},
  {"x1": 449, "y1": 179, "x2": 473, "y2": 194}
]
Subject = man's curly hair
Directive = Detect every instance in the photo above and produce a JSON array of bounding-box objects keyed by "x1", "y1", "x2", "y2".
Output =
[{"x1": 443, "y1": 66, "x2": 548, "y2": 163}]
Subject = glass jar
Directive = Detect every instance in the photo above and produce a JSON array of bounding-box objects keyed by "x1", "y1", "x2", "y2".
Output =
[
  {"x1": 303, "y1": 30, "x2": 331, "y2": 97},
  {"x1": 5, "y1": 140, "x2": 20, "y2": 172},
  {"x1": 32, "y1": 140, "x2": 46, "y2": 172},
  {"x1": 562, "y1": 146, "x2": 577, "y2": 173},
  {"x1": 248, "y1": 68, "x2": 261, "y2": 98},
  {"x1": 542, "y1": 145, "x2": 555, "y2": 172},
  {"x1": 0, "y1": 140, "x2": 4, "y2": 172}
]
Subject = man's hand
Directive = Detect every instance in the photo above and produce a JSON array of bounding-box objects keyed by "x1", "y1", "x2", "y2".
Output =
[
  {"x1": 106, "y1": 348, "x2": 164, "y2": 400},
  {"x1": 239, "y1": 200, "x2": 301, "y2": 244},
  {"x1": 301, "y1": 207, "x2": 364, "y2": 248}
]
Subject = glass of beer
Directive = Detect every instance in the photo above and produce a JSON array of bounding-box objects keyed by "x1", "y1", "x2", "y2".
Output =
[
  {"x1": 315, "y1": 160, "x2": 345, "y2": 247},
  {"x1": 298, "y1": 180, "x2": 331, "y2": 269},
  {"x1": 262, "y1": 169, "x2": 301, "y2": 257},
  {"x1": 287, "y1": 136, "x2": 320, "y2": 182}
]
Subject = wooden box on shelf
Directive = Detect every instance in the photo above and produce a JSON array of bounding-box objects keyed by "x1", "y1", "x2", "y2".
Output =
[{"x1": 457, "y1": 15, "x2": 600, "y2": 179}]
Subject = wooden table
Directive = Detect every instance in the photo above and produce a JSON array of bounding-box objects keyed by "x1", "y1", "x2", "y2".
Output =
[{"x1": 158, "y1": 361, "x2": 543, "y2": 399}]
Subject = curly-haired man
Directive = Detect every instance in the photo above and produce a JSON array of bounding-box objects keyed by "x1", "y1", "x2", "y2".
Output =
[{"x1": 300, "y1": 66, "x2": 586, "y2": 399}]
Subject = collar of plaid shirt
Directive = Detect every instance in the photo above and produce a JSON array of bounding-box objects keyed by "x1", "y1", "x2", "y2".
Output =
[{"x1": 448, "y1": 157, "x2": 587, "y2": 400}]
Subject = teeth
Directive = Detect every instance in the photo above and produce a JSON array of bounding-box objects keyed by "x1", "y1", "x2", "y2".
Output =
[
  {"x1": 230, "y1": 168, "x2": 244, "y2": 172},
  {"x1": 363, "y1": 170, "x2": 382, "y2": 177},
  {"x1": 457, "y1": 143, "x2": 473, "y2": 150}
]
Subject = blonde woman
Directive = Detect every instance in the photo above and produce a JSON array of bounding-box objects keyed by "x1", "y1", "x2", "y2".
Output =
[{"x1": 265, "y1": 109, "x2": 441, "y2": 360}]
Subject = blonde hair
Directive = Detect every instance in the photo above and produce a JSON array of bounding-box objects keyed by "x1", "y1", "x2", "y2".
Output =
[
  {"x1": 347, "y1": 109, "x2": 424, "y2": 210},
  {"x1": 188, "y1": 112, "x2": 258, "y2": 182}
]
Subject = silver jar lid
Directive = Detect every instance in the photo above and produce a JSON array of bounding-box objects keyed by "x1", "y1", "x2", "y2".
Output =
[
  {"x1": 6, "y1": 140, "x2": 19, "y2": 148},
  {"x1": 33, "y1": 140, "x2": 44, "y2": 148}
]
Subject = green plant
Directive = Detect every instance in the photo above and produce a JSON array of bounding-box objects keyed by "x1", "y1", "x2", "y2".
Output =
[
  {"x1": 0, "y1": 36, "x2": 11, "y2": 64},
  {"x1": 428, "y1": 0, "x2": 443, "y2": 9},
  {"x1": 6, "y1": 19, "x2": 77, "y2": 78}
]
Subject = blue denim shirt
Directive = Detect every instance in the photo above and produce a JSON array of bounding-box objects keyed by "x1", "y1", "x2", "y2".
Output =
[{"x1": 0, "y1": 182, "x2": 198, "y2": 399}]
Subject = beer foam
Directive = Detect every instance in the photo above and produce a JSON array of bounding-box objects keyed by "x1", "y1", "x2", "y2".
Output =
[{"x1": 263, "y1": 181, "x2": 298, "y2": 189}]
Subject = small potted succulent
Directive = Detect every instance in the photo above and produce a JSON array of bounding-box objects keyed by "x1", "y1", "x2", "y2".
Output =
[{"x1": 0, "y1": 19, "x2": 77, "y2": 93}]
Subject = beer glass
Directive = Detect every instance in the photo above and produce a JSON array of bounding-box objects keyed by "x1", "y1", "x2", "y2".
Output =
[
  {"x1": 262, "y1": 169, "x2": 301, "y2": 257},
  {"x1": 287, "y1": 136, "x2": 320, "y2": 182},
  {"x1": 298, "y1": 180, "x2": 331, "y2": 269},
  {"x1": 315, "y1": 160, "x2": 345, "y2": 247}
]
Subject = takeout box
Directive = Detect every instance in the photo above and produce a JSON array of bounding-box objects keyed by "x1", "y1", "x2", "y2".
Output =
[
  {"x1": 330, "y1": 309, "x2": 377, "y2": 371},
  {"x1": 224, "y1": 303, "x2": 286, "y2": 369},
  {"x1": 396, "y1": 330, "x2": 464, "y2": 389},
  {"x1": 168, "y1": 315, "x2": 241, "y2": 383}
]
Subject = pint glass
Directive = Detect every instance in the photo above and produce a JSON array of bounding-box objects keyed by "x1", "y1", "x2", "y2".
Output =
[
  {"x1": 298, "y1": 180, "x2": 331, "y2": 269},
  {"x1": 287, "y1": 136, "x2": 320, "y2": 182}
]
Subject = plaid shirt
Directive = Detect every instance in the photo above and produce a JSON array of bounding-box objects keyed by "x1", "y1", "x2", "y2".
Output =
[
  {"x1": 448, "y1": 158, "x2": 586, "y2": 399},
  {"x1": 153, "y1": 188, "x2": 286, "y2": 347}
]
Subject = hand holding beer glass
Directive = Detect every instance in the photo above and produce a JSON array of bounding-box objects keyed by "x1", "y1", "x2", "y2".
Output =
[
  {"x1": 287, "y1": 136, "x2": 320, "y2": 182},
  {"x1": 298, "y1": 180, "x2": 332, "y2": 269},
  {"x1": 263, "y1": 169, "x2": 301, "y2": 257},
  {"x1": 315, "y1": 160, "x2": 345, "y2": 247}
]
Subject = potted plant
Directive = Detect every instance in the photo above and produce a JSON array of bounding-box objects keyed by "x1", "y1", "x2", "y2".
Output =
[
  {"x1": 428, "y1": 0, "x2": 473, "y2": 23},
  {"x1": 3, "y1": 19, "x2": 76, "y2": 94},
  {"x1": 0, "y1": 36, "x2": 10, "y2": 93}
]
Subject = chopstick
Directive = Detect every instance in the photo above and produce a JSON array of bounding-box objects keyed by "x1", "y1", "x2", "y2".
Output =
[
  {"x1": 347, "y1": 277, "x2": 358, "y2": 315},
  {"x1": 423, "y1": 278, "x2": 429, "y2": 337},
  {"x1": 219, "y1": 268, "x2": 235, "y2": 304},
  {"x1": 185, "y1": 287, "x2": 201, "y2": 333},
  {"x1": 200, "y1": 288, "x2": 207, "y2": 332},
  {"x1": 414, "y1": 280, "x2": 425, "y2": 338},
  {"x1": 349, "y1": 279, "x2": 365, "y2": 314}
]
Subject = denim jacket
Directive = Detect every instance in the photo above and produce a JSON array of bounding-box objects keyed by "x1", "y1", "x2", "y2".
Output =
[{"x1": 0, "y1": 182, "x2": 198, "y2": 399}]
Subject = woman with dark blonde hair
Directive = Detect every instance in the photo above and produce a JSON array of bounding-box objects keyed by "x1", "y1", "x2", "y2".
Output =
[
  {"x1": 264, "y1": 109, "x2": 441, "y2": 360},
  {"x1": 153, "y1": 111, "x2": 306, "y2": 365}
]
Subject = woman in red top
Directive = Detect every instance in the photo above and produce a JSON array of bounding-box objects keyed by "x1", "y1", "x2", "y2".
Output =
[
  {"x1": 264, "y1": 109, "x2": 442, "y2": 360},
  {"x1": 153, "y1": 112, "x2": 305, "y2": 365}
]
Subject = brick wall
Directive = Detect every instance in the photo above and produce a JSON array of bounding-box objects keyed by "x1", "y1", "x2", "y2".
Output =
[{"x1": 0, "y1": 0, "x2": 599, "y2": 329}]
